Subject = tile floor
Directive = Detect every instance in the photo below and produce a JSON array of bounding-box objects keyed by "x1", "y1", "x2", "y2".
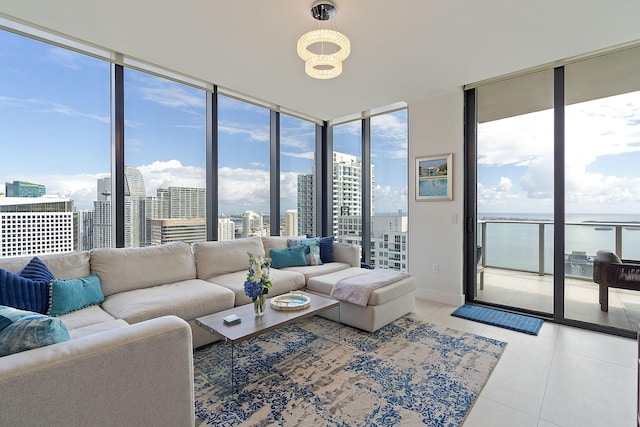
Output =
[
  {"x1": 477, "y1": 267, "x2": 640, "y2": 332},
  {"x1": 409, "y1": 297, "x2": 637, "y2": 427}
]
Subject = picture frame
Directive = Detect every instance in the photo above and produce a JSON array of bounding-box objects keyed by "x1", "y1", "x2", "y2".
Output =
[{"x1": 415, "y1": 153, "x2": 452, "y2": 201}]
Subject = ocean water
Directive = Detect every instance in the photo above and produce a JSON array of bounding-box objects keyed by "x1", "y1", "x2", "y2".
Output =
[{"x1": 478, "y1": 213, "x2": 640, "y2": 274}]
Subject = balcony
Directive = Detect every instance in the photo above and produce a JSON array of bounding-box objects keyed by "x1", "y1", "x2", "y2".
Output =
[{"x1": 477, "y1": 218, "x2": 640, "y2": 332}]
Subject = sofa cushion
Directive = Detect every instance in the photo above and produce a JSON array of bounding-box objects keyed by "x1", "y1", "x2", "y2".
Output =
[
  {"x1": 49, "y1": 275, "x2": 105, "y2": 316},
  {"x1": 101, "y1": 279, "x2": 235, "y2": 324},
  {"x1": 270, "y1": 245, "x2": 307, "y2": 268},
  {"x1": 0, "y1": 268, "x2": 50, "y2": 314},
  {"x1": 281, "y1": 262, "x2": 352, "y2": 282},
  {"x1": 18, "y1": 257, "x2": 55, "y2": 282},
  {"x1": 0, "y1": 305, "x2": 70, "y2": 356},
  {"x1": 207, "y1": 269, "x2": 305, "y2": 306},
  {"x1": 69, "y1": 319, "x2": 129, "y2": 339},
  {"x1": 193, "y1": 237, "x2": 265, "y2": 279},
  {"x1": 58, "y1": 305, "x2": 118, "y2": 331},
  {"x1": 261, "y1": 236, "x2": 289, "y2": 257},
  {"x1": 91, "y1": 242, "x2": 197, "y2": 296},
  {"x1": 0, "y1": 251, "x2": 91, "y2": 279}
]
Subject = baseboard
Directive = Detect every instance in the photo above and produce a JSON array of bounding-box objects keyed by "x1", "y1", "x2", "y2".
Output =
[{"x1": 415, "y1": 287, "x2": 465, "y2": 307}]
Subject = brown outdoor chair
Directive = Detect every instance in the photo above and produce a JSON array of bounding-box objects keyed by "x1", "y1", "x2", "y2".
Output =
[{"x1": 593, "y1": 250, "x2": 640, "y2": 312}]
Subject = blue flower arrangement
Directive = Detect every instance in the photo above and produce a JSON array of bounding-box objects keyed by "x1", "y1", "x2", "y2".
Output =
[{"x1": 244, "y1": 252, "x2": 272, "y2": 316}]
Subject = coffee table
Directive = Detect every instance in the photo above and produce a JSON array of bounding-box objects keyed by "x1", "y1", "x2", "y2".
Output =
[{"x1": 195, "y1": 291, "x2": 340, "y2": 394}]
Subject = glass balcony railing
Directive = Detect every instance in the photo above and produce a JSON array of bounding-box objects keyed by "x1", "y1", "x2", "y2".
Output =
[{"x1": 478, "y1": 219, "x2": 640, "y2": 280}]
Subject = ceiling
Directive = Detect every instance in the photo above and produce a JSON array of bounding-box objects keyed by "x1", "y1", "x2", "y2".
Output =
[{"x1": 1, "y1": 0, "x2": 640, "y2": 122}]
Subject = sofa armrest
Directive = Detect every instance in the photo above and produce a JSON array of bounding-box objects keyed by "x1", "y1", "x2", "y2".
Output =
[
  {"x1": 333, "y1": 242, "x2": 360, "y2": 267},
  {"x1": 0, "y1": 316, "x2": 195, "y2": 427}
]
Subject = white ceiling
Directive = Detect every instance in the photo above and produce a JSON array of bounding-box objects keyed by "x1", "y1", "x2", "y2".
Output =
[{"x1": 1, "y1": 0, "x2": 640, "y2": 121}]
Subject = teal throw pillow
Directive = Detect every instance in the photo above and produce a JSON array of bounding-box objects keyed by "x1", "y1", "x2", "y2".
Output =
[
  {"x1": 270, "y1": 245, "x2": 307, "y2": 268},
  {"x1": 287, "y1": 238, "x2": 323, "y2": 266},
  {"x1": 0, "y1": 305, "x2": 70, "y2": 356},
  {"x1": 48, "y1": 275, "x2": 105, "y2": 316}
]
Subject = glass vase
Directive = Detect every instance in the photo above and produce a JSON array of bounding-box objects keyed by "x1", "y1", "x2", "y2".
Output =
[{"x1": 253, "y1": 294, "x2": 266, "y2": 317}]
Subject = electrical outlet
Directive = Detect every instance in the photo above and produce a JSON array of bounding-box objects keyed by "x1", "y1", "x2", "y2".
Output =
[{"x1": 432, "y1": 264, "x2": 439, "y2": 273}]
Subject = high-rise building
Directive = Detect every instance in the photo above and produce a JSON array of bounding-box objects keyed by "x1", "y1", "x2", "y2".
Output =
[
  {"x1": 0, "y1": 196, "x2": 74, "y2": 257},
  {"x1": 242, "y1": 210, "x2": 264, "y2": 237},
  {"x1": 297, "y1": 173, "x2": 315, "y2": 236},
  {"x1": 284, "y1": 210, "x2": 298, "y2": 237},
  {"x1": 92, "y1": 200, "x2": 111, "y2": 249},
  {"x1": 297, "y1": 152, "x2": 375, "y2": 238},
  {"x1": 96, "y1": 177, "x2": 111, "y2": 201},
  {"x1": 5, "y1": 181, "x2": 46, "y2": 198},
  {"x1": 145, "y1": 186, "x2": 206, "y2": 245},
  {"x1": 77, "y1": 209, "x2": 93, "y2": 251},
  {"x1": 218, "y1": 217, "x2": 235, "y2": 241},
  {"x1": 336, "y1": 213, "x2": 408, "y2": 272},
  {"x1": 124, "y1": 166, "x2": 146, "y2": 248},
  {"x1": 148, "y1": 218, "x2": 206, "y2": 245}
]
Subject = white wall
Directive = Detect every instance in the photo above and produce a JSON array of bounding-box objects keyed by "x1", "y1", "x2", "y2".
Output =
[{"x1": 407, "y1": 91, "x2": 465, "y2": 306}]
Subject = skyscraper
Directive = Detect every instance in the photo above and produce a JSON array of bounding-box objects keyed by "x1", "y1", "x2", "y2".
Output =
[
  {"x1": 297, "y1": 152, "x2": 375, "y2": 238},
  {"x1": 124, "y1": 166, "x2": 146, "y2": 248},
  {"x1": 284, "y1": 210, "x2": 298, "y2": 237},
  {"x1": 0, "y1": 196, "x2": 74, "y2": 257},
  {"x1": 297, "y1": 173, "x2": 315, "y2": 236},
  {"x1": 5, "y1": 181, "x2": 46, "y2": 198}
]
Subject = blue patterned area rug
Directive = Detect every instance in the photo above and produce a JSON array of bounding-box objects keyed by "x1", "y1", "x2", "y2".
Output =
[
  {"x1": 451, "y1": 304, "x2": 544, "y2": 336},
  {"x1": 193, "y1": 316, "x2": 506, "y2": 426}
]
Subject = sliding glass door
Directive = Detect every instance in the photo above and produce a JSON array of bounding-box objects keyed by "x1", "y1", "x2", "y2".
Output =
[
  {"x1": 467, "y1": 45, "x2": 640, "y2": 336},
  {"x1": 474, "y1": 69, "x2": 555, "y2": 314},
  {"x1": 563, "y1": 47, "x2": 640, "y2": 333}
]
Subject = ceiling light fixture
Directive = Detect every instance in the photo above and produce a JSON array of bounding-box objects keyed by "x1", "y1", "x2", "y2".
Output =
[{"x1": 297, "y1": 1, "x2": 350, "y2": 79}]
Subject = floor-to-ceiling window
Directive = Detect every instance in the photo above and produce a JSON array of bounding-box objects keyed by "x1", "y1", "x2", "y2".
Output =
[
  {"x1": 0, "y1": 30, "x2": 110, "y2": 256},
  {"x1": 0, "y1": 24, "x2": 401, "y2": 267},
  {"x1": 280, "y1": 114, "x2": 316, "y2": 237},
  {"x1": 467, "y1": 45, "x2": 640, "y2": 336},
  {"x1": 123, "y1": 69, "x2": 206, "y2": 247},
  {"x1": 370, "y1": 110, "x2": 408, "y2": 271},
  {"x1": 218, "y1": 95, "x2": 270, "y2": 239}
]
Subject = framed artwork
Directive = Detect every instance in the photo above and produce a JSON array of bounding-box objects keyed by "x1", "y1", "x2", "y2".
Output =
[{"x1": 415, "y1": 153, "x2": 452, "y2": 201}]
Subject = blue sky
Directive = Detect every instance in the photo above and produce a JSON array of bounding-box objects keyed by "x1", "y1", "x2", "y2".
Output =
[
  {"x1": 0, "y1": 30, "x2": 408, "y2": 214},
  {"x1": 478, "y1": 91, "x2": 640, "y2": 216}
]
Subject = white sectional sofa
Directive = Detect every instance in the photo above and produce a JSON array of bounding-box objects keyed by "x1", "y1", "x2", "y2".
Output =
[{"x1": 0, "y1": 236, "x2": 416, "y2": 427}]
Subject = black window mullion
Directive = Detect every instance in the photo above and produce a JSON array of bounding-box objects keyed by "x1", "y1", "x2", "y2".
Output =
[
  {"x1": 553, "y1": 66, "x2": 565, "y2": 322},
  {"x1": 270, "y1": 111, "x2": 280, "y2": 236},
  {"x1": 206, "y1": 86, "x2": 218, "y2": 241},
  {"x1": 362, "y1": 118, "x2": 371, "y2": 266},
  {"x1": 111, "y1": 63, "x2": 125, "y2": 248}
]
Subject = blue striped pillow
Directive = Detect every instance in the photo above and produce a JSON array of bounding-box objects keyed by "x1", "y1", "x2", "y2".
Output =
[
  {"x1": 0, "y1": 269, "x2": 50, "y2": 314},
  {"x1": 18, "y1": 257, "x2": 55, "y2": 283}
]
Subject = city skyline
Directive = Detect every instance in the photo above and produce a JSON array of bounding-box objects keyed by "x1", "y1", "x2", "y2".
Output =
[{"x1": 0, "y1": 30, "x2": 408, "y2": 215}]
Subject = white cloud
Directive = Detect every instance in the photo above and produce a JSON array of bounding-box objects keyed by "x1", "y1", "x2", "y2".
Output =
[
  {"x1": 478, "y1": 91, "x2": 640, "y2": 212},
  {"x1": 0, "y1": 96, "x2": 109, "y2": 123},
  {"x1": 219, "y1": 122, "x2": 269, "y2": 143},
  {"x1": 138, "y1": 85, "x2": 204, "y2": 109},
  {"x1": 374, "y1": 184, "x2": 408, "y2": 214},
  {"x1": 136, "y1": 160, "x2": 205, "y2": 196}
]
